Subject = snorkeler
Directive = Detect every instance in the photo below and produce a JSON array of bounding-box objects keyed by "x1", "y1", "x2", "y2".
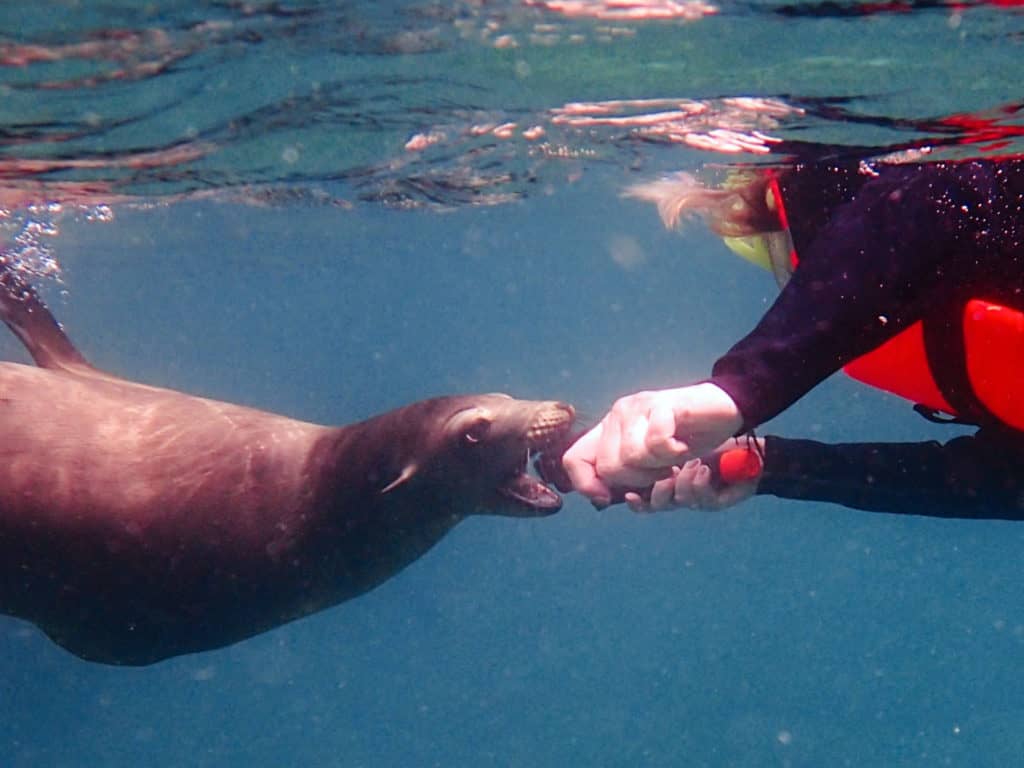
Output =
[{"x1": 560, "y1": 158, "x2": 1024, "y2": 519}]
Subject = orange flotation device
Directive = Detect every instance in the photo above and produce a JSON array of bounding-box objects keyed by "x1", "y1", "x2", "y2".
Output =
[{"x1": 844, "y1": 301, "x2": 1024, "y2": 430}]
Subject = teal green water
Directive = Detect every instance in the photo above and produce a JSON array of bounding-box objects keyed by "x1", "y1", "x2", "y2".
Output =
[{"x1": 2, "y1": 2, "x2": 1024, "y2": 766}]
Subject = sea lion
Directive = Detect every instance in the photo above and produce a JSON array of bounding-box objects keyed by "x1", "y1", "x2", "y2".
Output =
[{"x1": 0, "y1": 264, "x2": 574, "y2": 665}]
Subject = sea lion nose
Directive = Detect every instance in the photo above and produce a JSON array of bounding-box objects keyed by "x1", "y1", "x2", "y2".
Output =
[{"x1": 527, "y1": 400, "x2": 575, "y2": 438}]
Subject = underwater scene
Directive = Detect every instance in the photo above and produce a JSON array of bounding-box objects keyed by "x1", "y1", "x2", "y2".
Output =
[{"x1": 2, "y1": 1, "x2": 1024, "y2": 766}]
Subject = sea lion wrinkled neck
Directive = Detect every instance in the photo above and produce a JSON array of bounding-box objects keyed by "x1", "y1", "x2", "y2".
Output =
[{"x1": 310, "y1": 415, "x2": 420, "y2": 499}]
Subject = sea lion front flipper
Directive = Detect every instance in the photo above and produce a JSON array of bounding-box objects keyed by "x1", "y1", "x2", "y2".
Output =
[
  {"x1": 380, "y1": 463, "x2": 418, "y2": 494},
  {"x1": 0, "y1": 255, "x2": 93, "y2": 372}
]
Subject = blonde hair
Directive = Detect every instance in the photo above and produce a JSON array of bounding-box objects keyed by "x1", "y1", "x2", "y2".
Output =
[{"x1": 623, "y1": 170, "x2": 781, "y2": 238}]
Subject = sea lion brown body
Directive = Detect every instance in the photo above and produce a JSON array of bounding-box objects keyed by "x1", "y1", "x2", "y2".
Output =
[{"x1": 0, "y1": 267, "x2": 573, "y2": 665}]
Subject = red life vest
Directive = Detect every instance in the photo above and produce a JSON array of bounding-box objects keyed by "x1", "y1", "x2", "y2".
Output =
[
  {"x1": 843, "y1": 301, "x2": 1024, "y2": 430},
  {"x1": 768, "y1": 177, "x2": 1024, "y2": 430}
]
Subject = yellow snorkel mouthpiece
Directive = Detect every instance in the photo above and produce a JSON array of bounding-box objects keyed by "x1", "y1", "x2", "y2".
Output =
[{"x1": 722, "y1": 234, "x2": 773, "y2": 272}]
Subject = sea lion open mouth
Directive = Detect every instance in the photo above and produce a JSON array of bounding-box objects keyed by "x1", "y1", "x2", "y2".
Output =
[{"x1": 497, "y1": 401, "x2": 575, "y2": 513}]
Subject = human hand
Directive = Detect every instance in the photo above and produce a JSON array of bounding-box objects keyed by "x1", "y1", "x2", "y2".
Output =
[
  {"x1": 562, "y1": 382, "x2": 743, "y2": 506},
  {"x1": 624, "y1": 436, "x2": 764, "y2": 513}
]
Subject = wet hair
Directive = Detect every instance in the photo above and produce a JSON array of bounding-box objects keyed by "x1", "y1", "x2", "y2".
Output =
[{"x1": 623, "y1": 170, "x2": 784, "y2": 237}]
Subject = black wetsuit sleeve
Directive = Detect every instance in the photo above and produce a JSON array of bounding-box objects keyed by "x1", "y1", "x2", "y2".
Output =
[
  {"x1": 709, "y1": 163, "x2": 997, "y2": 431},
  {"x1": 757, "y1": 433, "x2": 1024, "y2": 520}
]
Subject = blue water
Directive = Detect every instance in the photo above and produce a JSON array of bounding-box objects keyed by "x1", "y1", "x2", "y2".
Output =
[{"x1": 3, "y1": 2, "x2": 1024, "y2": 766}]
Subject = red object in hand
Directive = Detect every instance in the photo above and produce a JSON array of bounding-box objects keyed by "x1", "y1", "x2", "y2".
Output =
[{"x1": 714, "y1": 446, "x2": 763, "y2": 485}]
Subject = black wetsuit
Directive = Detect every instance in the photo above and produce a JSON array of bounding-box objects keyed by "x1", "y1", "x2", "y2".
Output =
[{"x1": 707, "y1": 159, "x2": 1024, "y2": 519}]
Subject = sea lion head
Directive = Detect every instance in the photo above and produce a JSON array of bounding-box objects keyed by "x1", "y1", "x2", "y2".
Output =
[{"x1": 381, "y1": 394, "x2": 575, "y2": 517}]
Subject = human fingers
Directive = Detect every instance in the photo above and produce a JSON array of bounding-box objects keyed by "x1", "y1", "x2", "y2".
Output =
[
  {"x1": 624, "y1": 490, "x2": 647, "y2": 513},
  {"x1": 562, "y1": 424, "x2": 613, "y2": 506},
  {"x1": 687, "y1": 459, "x2": 718, "y2": 508},
  {"x1": 602, "y1": 392, "x2": 688, "y2": 470},
  {"x1": 643, "y1": 401, "x2": 692, "y2": 464},
  {"x1": 626, "y1": 467, "x2": 680, "y2": 513},
  {"x1": 670, "y1": 459, "x2": 705, "y2": 508},
  {"x1": 683, "y1": 458, "x2": 757, "y2": 511},
  {"x1": 649, "y1": 466, "x2": 681, "y2": 509},
  {"x1": 594, "y1": 400, "x2": 627, "y2": 476},
  {"x1": 668, "y1": 383, "x2": 745, "y2": 459},
  {"x1": 593, "y1": 396, "x2": 677, "y2": 487}
]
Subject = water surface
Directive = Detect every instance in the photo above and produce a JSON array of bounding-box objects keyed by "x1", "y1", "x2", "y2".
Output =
[{"x1": 3, "y1": 2, "x2": 1024, "y2": 766}]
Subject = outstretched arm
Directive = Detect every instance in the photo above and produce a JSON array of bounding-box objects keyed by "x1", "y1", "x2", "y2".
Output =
[
  {"x1": 710, "y1": 162, "x2": 998, "y2": 431},
  {"x1": 566, "y1": 161, "x2": 1009, "y2": 503},
  {"x1": 757, "y1": 431, "x2": 1024, "y2": 520},
  {"x1": 635, "y1": 428, "x2": 1024, "y2": 521}
]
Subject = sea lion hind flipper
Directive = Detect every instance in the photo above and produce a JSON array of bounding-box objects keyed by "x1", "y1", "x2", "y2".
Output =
[{"x1": 0, "y1": 259, "x2": 92, "y2": 372}]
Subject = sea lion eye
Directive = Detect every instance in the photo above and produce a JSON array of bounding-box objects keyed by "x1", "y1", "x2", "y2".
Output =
[{"x1": 463, "y1": 417, "x2": 492, "y2": 445}]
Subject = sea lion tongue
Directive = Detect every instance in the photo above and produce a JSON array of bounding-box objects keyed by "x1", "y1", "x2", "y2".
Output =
[{"x1": 498, "y1": 471, "x2": 563, "y2": 513}]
